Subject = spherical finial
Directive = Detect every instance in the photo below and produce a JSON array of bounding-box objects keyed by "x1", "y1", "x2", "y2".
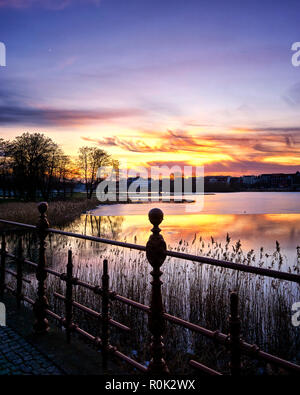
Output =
[
  {"x1": 148, "y1": 208, "x2": 164, "y2": 227},
  {"x1": 38, "y1": 202, "x2": 48, "y2": 214}
]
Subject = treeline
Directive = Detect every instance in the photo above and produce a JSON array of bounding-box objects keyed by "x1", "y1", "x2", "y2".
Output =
[{"x1": 0, "y1": 132, "x2": 114, "y2": 201}]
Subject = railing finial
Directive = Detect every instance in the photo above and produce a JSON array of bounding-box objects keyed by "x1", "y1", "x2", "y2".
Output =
[
  {"x1": 146, "y1": 208, "x2": 169, "y2": 374},
  {"x1": 148, "y1": 208, "x2": 164, "y2": 234},
  {"x1": 38, "y1": 201, "x2": 48, "y2": 214},
  {"x1": 37, "y1": 202, "x2": 49, "y2": 230}
]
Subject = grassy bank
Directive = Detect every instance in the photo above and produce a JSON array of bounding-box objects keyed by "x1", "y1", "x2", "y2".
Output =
[{"x1": 0, "y1": 198, "x2": 99, "y2": 228}]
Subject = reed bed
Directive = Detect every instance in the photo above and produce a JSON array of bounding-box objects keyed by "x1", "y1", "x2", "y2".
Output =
[
  {"x1": 0, "y1": 199, "x2": 99, "y2": 227},
  {"x1": 4, "y1": 226, "x2": 300, "y2": 374}
]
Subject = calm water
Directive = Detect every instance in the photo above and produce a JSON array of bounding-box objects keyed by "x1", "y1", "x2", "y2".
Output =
[
  {"x1": 71, "y1": 192, "x2": 300, "y2": 267},
  {"x1": 8, "y1": 191, "x2": 295, "y2": 274},
  {"x1": 91, "y1": 191, "x2": 300, "y2": 216}
]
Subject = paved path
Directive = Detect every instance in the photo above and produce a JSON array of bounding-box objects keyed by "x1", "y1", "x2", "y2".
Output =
[
  {"x1": 0, "y1": 326, "x2": 62, "y2": 375},
  {"x1": 1, "y1": 293, "x2": 124, "y2": 375}
]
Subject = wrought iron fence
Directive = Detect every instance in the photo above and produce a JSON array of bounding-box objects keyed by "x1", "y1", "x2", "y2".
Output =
[{"x1": 0, "y1": 202, "x2": 300, "y2": 375}]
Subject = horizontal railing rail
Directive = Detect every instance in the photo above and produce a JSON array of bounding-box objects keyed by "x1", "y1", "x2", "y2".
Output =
[
  {"x1": 1, "y1": 218, "x2": 299, "y2": 283},
  {"x1": 1, "y1": 202, "x2": 300, "y2": 375}
]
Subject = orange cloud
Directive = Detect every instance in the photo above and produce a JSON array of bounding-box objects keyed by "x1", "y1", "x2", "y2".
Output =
[{"x1": 81, "y1": 127, "x2": 300, "y2": 176}]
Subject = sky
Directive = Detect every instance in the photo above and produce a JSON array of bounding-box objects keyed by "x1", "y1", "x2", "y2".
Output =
[{"x1": 0, "y1": 0, "x2": 299, "y2": 175}]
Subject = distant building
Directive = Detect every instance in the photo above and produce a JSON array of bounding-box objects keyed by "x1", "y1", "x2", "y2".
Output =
[
  {"x1": 292, "y1": 171, "x2": 300, "y2": 188},
  {"x1": 127, "y1": 177, "x2": 151, "y2": 191},
  {"x1": 229, "y1": 177, "x2": 241, "y2": 185},
  {"x1": 206, "y1": 176, "x2": 231, "y2": 184},
  {"x1": 242, "y1": 175, "x2": 257, "y2": 185},
  {"x1": 207, "y1": 177, "x2": 218, "y2": 183},
  {"x1": 259, "y1": 173, "x2": 293, "y2": 188}
]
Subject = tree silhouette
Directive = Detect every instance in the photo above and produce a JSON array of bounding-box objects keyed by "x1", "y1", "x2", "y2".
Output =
[{"x1": 78, "y1": 146, "x2": 111, "y2": 199}]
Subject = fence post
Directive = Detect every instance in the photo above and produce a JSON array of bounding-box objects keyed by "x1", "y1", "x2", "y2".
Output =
[
  {"x1": 16, "y1": 238, "x2": 24, "y2": 309},
  {"x1": 33, "y1": 202, "x2": 50, "y2": 334},
  {"x1": 65, "y1": 249, "x2": 73, "y2": 343},
  {"x1": 101, "y1": 258, "x2": 110, "y2": 371},
  {"x1": 146, "y1": 208, "x2": 169, "y2": 374},
  {"x1": 0, "y1": 234, "x2": 6, "y2": 300},
  {"x1": 229, "y1": 291, "x2": 241, "y2": 375}
]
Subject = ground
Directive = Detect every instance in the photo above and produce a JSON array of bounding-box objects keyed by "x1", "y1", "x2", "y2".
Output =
[
  {"x1": 0, "y1": 326, "x2": 62, "y2": 375},
  {"x1": 0, "y1": 293, "x2": 126, "y2": 375}
]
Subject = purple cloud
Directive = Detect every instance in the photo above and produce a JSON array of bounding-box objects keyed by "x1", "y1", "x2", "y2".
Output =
[{"x1": 0, "y1": 105, "x2": 144, "y2": 126}]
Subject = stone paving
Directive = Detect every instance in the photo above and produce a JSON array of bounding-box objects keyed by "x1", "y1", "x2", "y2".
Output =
[{"x1": 0, "y1": 325, "x2": 63, "y2": 375}]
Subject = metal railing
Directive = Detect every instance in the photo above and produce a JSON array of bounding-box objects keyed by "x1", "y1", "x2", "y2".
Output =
[{"x1": 0, "y1": 202, "x2": 300, "y2": 375}]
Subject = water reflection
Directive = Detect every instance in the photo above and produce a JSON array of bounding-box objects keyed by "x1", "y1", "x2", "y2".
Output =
[
  {"x1": 4, "y1": 211, "x2": 299, "y2": 271},
  {"x1": 59, "y1": 212, "x2": 300, "y2": 270},
  {"x1": 80, "y1": 215, "x2": 124, "y2": 239}
]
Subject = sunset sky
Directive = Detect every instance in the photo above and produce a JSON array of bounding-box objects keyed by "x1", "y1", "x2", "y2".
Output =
[{"x1": 0, "y1": 0, "x2": 299, "y2": 175}]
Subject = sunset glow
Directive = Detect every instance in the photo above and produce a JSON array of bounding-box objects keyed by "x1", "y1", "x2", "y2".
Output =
[{"x1": 0, "y1": 0, "x2": 299, "y2": 175}]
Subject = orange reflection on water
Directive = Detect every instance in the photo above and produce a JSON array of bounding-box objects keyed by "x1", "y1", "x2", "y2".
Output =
[{"x1": 79, "y1": 213, "x2": 300, "y2": 254}]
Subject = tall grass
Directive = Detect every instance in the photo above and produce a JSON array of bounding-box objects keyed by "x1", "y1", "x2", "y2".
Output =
[
  {"x1": 0, "y1": 199, "x2": 99, "y2": 228},
  {"x1": 4, "y1": 223, "x2": 300, "y2": 374}
]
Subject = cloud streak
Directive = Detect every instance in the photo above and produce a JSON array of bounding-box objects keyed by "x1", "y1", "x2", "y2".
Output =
[
  {"x1": 82, "y1": 128, "x2": 300, "y2": 155},
  {"x1": 147, "y1": 159, "x2": 300, "y2": 176},
  {"x1": 81, "y1": 128, "x2": 300, "y2": 175},
  {"x1": 233, "y1": 126, "x2": 300, "y2": 134},
  {"x1": 81, "y1": 130, "x2": 216, "y2": 153},
  {"x1": 0, "y1": 105, "x2": 144, "y2": 126}
]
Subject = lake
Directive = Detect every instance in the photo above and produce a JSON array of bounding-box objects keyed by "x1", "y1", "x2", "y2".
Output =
[{"x1": 68, "y1": 192, "x2": 300, "y2": 269}]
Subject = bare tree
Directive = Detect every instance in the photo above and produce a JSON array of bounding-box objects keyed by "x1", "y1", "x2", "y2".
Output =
[
  {"x1": 78, "y1": 146, "x2": 111, "y2": 199},
  {"x1": 0, "y1": 134, "x2": 114, "y2": 201},
  {"x1": 0, "y1": 138, "x2": 11, "y2": 198},
  {"x1": 7, "y1": 133, "x2": 59, "y2": 200},
  {"x1": 53, "y1": 154, "x2": 78, "y2": 199}
]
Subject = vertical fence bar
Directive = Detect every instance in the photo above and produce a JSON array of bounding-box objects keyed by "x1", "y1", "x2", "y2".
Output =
[
  {"x1": 33, "y1": 202, "x2": 50, "y2": 334},
  {"x1": 65, "y1": 249, "x2": 73, "y2": 343},
  {"x1": 0, "y1": 233, "x2": 6, "y2": 300},
  {"x1": 146, "y1": 208, "x2": 169, "y2": 374},
  {"x1": 229, "y1": 291, "x2": 241, "y2": 375},
  {"x1": 101, "y1": 258, "x2": 110, "y2": 371},
  {"x1": 16, "y1": 238, "x2": 24, "y2": 309}
]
